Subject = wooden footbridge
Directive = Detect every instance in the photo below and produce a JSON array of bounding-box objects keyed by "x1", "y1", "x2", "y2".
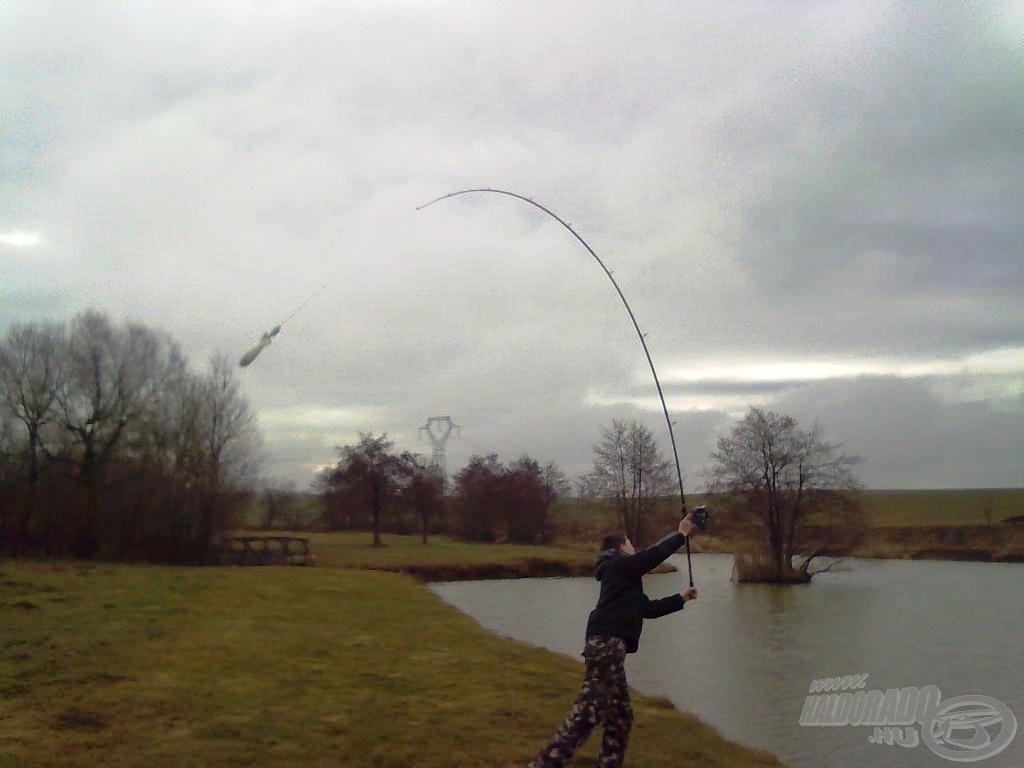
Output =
[{"x1": 211, "y1": 536, "x2": 314, "y2": 566}]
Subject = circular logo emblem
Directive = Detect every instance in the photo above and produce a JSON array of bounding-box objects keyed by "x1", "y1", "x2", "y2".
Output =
[{"x1": 921, "y1": 695, "x2": 1017, "y2": 763}]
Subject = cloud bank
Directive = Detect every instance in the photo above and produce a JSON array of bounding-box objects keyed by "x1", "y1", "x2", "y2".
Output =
[{"x1": 2, "y1": 1, "x2": 1021, "y2": 489}]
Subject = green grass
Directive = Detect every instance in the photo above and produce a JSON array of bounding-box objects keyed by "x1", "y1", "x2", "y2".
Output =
[
  {"x1": 231, "y1": 530, "x2": 595, "y2": 570},
  {"x1": 857, "y1": 489, "x2": 1024, "y2": 527},
  {"x1": 0, "y1": 561, "x2": 784, "y2": 768},
  {"x1": 240, "y1": 494, "x2": 322, "y2": 529}
]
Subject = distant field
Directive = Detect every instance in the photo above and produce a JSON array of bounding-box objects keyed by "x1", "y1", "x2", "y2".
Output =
[
  {"x1": 241, "y1": 490, "x2": 1024, "y2": 555},
  {"x1": 553, "y1": 489, "x2": 1024, "y2": 530},
  {"x1": 858, "y1": 488, "x2": 1024, "y2": 527}
]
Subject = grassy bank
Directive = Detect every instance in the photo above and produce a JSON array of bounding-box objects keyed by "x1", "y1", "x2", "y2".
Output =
[
  {"x1": 233, "y1": 531, "x2": 594, "y2": 570},
  {"x1": 226, "y1": 531, "x2": 677, "y2": 579},
  {"x1": 1, "y1": 561, "x2": 783, "y2": 768}
]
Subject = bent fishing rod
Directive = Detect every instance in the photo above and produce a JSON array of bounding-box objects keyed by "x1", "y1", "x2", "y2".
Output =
[{"x1": 417, "y1": 187, "x2": 699, "y2": 586}]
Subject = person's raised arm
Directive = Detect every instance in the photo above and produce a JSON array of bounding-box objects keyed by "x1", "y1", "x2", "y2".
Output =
[{"x1": 618, "y1": 516, "x2": 694, "y2": 580}]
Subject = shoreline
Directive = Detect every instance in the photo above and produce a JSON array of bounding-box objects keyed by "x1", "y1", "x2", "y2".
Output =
[
  {"x1": 367, "y1": 557, "x2": 594, "y2": 581},
  {"x1": 368, "y1": 557, "x2": 678, "y2": 581},
  {"x1": 354, "y1": 545, "x2": 1024, "y2": 589},
  {"x1": 361, "y1": 542, "x2": 1024, "y2": 585},
  {"x1": 690, "y1": 523, "x2": 1024, "y2": 565}
]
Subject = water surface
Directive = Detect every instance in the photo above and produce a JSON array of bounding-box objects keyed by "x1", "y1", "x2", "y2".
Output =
[{"x1": 432, "y1": 554, "x2": 1023, "y2": 767}]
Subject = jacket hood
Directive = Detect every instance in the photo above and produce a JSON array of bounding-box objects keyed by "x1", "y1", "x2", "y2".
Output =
[{"x1": 594, "y1": 548, "x2": 621, "y2": 580}]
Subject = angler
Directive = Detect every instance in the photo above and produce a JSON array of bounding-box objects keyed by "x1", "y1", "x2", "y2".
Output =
[{"x1": 527, "y1": 515, "x2": 700, "y2": 768}]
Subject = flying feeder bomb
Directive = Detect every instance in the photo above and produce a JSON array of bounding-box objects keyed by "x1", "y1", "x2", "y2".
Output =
[
  {"x1": 238, "y1": 325, "x2": 281, "y2": 367},
  {"x1": 237, "y1": 280, "x2": 329, "y2": 369}
]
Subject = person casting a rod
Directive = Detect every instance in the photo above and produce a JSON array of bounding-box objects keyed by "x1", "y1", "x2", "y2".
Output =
[{"x1": 527, "y1": 513, "x2": 699, "y2": 768}]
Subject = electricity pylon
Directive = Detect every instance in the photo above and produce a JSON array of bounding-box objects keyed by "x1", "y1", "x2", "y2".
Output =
[{"x1": 418, "y1": 416, "x2": 460, "y2": 484}]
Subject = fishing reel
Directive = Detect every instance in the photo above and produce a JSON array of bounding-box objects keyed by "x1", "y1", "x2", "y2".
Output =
[{"x1": 691, "y1": 505, "x2": 710, "y2": 531}]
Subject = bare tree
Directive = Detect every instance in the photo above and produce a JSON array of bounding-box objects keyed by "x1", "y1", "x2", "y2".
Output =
[
  {"x1": 0, "y1": 412, "x2": 19, "y2": 547},
  {"x1": 195, "y1": 354, "x2": 262, "y2": 551},
  {"x1": 707, "y1": 407, "x2": 863, "y2": 582},
  {"x1": 503, "y1": 456, "x2": 549, "y2": 544},
  {"x1": 451, "y1": 454, "x2": 505, "y2": 542},
  {"x1": 0, "y1": 309, "x2": 264, "y2": 562},
  {"x1": 447, "y1": 453, "x2": 557, "y2": 544},
  {"x1": 571, "y1": 473, "x2": 600, "y2": 518},
  {"x1": 401, "y1": 457, "x2": 444, "y2": 544},
  {"x1": 588, "y1": 418, "x2": 673, "y2": 544},
  {"x1": 0, "y1": 414, "x2": 16, "y2": 458},
  {"x1": 57, "y1": 311, "x2": 166, "y2": 554},
  {"x1": 542, "y1": 461, "x2": 572, "y2": 507},
  {"x1": 261, "y1": 477, "x2": 297, "y2": 530},
  {"x1": 130, "y1": 360, "x2": 212, "y2": 552},
  {"x1": 320, "y1": 433, "x2": 411, "y2": 546},
  {"x1": 120, "y1": 350, "x2": 260, "y2": 560},
  {"x1": 0, "y1": 321, "x2": 65, "y2": 551}
]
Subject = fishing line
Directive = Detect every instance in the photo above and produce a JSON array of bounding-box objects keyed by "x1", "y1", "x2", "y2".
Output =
[{"x1": 418, "y1": 187, "x2": 698, "y2": 585}]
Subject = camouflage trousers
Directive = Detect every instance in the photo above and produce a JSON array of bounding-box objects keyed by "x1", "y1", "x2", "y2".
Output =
[{"x1": 528, "y1": 635, "x2": 633, "y2": 768}]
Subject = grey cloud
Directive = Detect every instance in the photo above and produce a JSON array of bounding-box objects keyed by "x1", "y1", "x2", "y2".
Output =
[
  {"x1": 773, "y1": 376, "x2": 1024, "y2": 489},
  {"x1": 727, "y1": 5, "x2": 1024, "y2": 299},
  {"x1": 2, "y1": 1, "x2": 1020, "y2": 489},
  {"x1": 657, "y1": 379, "x2": 811, "y2": 397}
]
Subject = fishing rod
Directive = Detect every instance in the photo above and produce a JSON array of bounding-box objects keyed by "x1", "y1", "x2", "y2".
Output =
[{"x1": 417, "y1": 187, "x2": 700, "y2": 586}]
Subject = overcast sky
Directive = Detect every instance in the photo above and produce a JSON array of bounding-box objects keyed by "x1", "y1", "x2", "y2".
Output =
[{"x1": 3, "y1": 1, "x2": 1022, "y2": 490}]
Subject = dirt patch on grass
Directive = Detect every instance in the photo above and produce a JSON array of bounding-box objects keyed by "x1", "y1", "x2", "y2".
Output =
[
  {"x1": 196, "y1": 720, "x2": 244, "y2": 739},
  {"x1": 8, "y1": 600, "x2": 41, "y2": 610},
  {"x1": 54, "y1": 707, "x2": 109, "y2": 731},
  {"x1": 1, "y1": 680, "x2": 32, "y2": 697},
  {"x1": 78, "y1": 672, "x2": 133, "y2": 686}
]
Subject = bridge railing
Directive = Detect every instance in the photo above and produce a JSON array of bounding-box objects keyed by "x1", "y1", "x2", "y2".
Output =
[{"x1": 211, "y1": 536, "x2": 314, "y2": 566}]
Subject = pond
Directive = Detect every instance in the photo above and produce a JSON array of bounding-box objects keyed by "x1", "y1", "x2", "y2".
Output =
[{"x1": 432, "y1": 554, "x2": 1023, "y2": 767}]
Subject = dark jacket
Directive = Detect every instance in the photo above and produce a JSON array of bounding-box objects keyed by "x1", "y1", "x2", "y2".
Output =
[{"x1": 584, "y1": 532, "x2": 687, "y2": 653}]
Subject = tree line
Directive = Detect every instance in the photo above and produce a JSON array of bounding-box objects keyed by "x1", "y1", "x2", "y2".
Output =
[
  {"x1": 1, "y1": 309, "x2": 863, "y2": 581},
  {"x1": 315, "y1": 418, "x2": 678, "y2": 547},
  {"x1": 314, "y1": 409, "x2": 864, "y2": 585},
  {"x1": 0, "y1": 310, "x2": 260, "y2": 561},
  {"x1": 316, "y1": 433, "x2": 572, "y2": 545}
]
